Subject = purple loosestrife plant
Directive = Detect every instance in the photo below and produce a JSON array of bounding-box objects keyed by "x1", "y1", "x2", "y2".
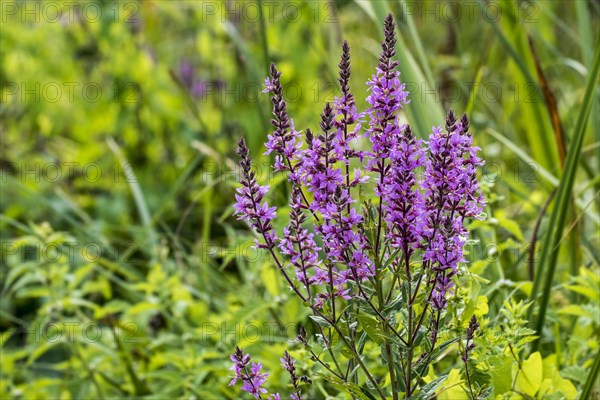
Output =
[
  {"x1": 462, "y1": 316, "x2": 481, "y2": 399},
  {"x1": 234, "y1": 138, "x2": 278, "y2": 250},
  {"x1": 230, "y1": 347, "x2": 280, "y2": 400},
  {"x1": 231, "y1": 13, "x2": 486, "y2": 400},
  {"x1": 280, "y1": 351, "x2": 303, "y2": 400}
]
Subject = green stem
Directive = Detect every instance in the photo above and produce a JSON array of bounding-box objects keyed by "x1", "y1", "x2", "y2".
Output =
[
  {"x1": 530, "y1": 45, "x2": 600, "y2": 349},
  {"x1": 404, "y1": 250, "x2": 413, "y2": 398},
  {"x1": 331, "y1": 322, "x2": 387, "y2": 400},
  {"x1": 581, "y1": 349, "x2": 600, "y2": 400}
]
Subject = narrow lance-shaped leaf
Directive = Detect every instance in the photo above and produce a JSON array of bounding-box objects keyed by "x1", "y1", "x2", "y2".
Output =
[{"x1": 529, "y1": 45, "x2": 600, "y2": 347}]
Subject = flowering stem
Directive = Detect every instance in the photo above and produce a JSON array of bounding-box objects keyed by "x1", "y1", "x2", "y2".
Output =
[
  {"x1": 385, "y1": 342, "x2": 398, "y2": 400},
  {"x1": 330, "y1": 322, "x2": 387, "y2": 400},
  {"x1": 462, "y1": 316, "x2": 480, "y2": 400},
  {"x1": 374, "y1": 160, "x2": 386, "y2": 263},
  {"x1": 295, "y1": 232, "x2": 312, "y2": 301},
  {"x1": 242, "y1": 364, "x2": 265, "y2": 400},
  {"x1": 327, "y1": 263, "x2": 336, "y2": 323},
  {"x1": 232, "y1": 14, "x2": 487, "y2": 400},
  {"x1": 345, "y1": 248, "x2": 408, "y2": 347},
  {"x1": 343, "y1": 116, "x2": 351, "y2": 216},
  {"x1": 411, "y1": 278, "x2": 435, "y2": 344},
  {"x1": 412, "y1": 310, "x2": 442, "y2": 388},
  {"x1": 404, "y1": 249, "x2": 414, "y2": 398},
  {"x1": 372, "y1": 235, "x2": 400, "y2": 400},
  {"x1": 464, "y1": 349, "x2": 476, "y2": 400},
  {"x1": 265, "y1": 240, "x2": 306, "y2": 299},
  {"x1": 284, "y1": 157, "x2": 320, "y2": 223},
  {"x1": 306, "y1": 345, "x2": 344, "y2": 380},
  {"x1": 271, "y1": 225, "x2": 341, "y2": 376}
]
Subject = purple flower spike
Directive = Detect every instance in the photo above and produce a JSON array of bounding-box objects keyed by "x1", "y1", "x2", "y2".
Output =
[
  {"x1": 384, "y1": 125, "x2": 425, "y2": 254},
  {"x1": 421, "y1": 110, "x2": 485, "y2": 310},
  {"x1": 236, "y1": 21, "x2": 485, "y2": 315},
  {"x1": 263, "y1": 63, "x2": 303, "y2": 179},
  {"x1": 230, "y1": 347, "x2": 280, "y2": 400},
  {"x1": 231, "y1": 14, "x2": 488, "y2": 397},
  {"x1": 303, "y1": 103, "x2": 344, "y2": 215},
  {"x1": 280, "y1": 350, "x2": 303, "y2": 400},
  {"x1": 366, "y1": 14, "x2": 409, "y2": 176},
  {"x1": 234, "y1": 138, "x2": 278, "y2": 249},
  {"x1": 279, "y1": 188, "x2": 322, "y2": 298},
  {"x1": 333, "y1": 41, "x2": 365, "y2": 168}
]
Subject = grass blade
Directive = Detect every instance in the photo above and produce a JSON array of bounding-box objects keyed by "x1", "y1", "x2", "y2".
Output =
[
  {"x1": 581, "y1": 350, "x2": 600, "y2": 400},
  {"x1": 478, "y1": 0, "x2": 558, "y2": 172},
  {"x1": 485, "y1": 128, "x2": 558, "y2": 186},
  {"x1": 527, "y1": 35, "x2": 566, "y2": 165},
  {"x1": 485, "y1": 128, "x2": 600, "y2": 224},
  {"x1": 529, "y1": 45, "x2": 600, "y2": 349},
  {"x1": 398, "y1": 0, "x2": 436, "y2": 89},
  {"x1": 107, "y1": 138, "x2": 158, "y2": 258}
]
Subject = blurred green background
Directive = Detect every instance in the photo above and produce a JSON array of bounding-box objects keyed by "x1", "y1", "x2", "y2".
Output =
[{"x1": 1, "y1": 0, "x2": 599, "y2": 398}]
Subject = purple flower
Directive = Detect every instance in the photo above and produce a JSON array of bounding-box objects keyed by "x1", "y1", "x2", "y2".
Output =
[
  {"x1": 366, "y1": 14, "x2": 410, "y2": 178},
  {"x1": 179, "y1": 62, "x2": 195, "y2": 89},
  {"x1": 263, "y1": 63, "x2": 303, "y2": 177},
  {"x1": 230, "y1": 347, "x2": 280, "y2": 400},
  {"x1": 229, "y1": 347, "x2": 251, "y2": 387},
  {"x1": 364, "y1": 14, "x2": 412, "y2": 271},
  {"x1": 456, "y1": 113, "x2": 486, "y2": 219},
  {"x1": 234, "y1": 138, "x2": 278, "y2": 248},
  {"x1": 241, "y1": 362, "x2": 268, "y2": 399},
  {"x1": 302, "y1": 103, "x2": 343, "y2": 214},
  {"x1": 462, "y1": 315, "x2": 480, "y2": 363},
  {"x1": 383, "y1": 125, "x2": 425, "y2": 253},
  {"x1": 280, "y1": 351, "x2": 303, "y2": 400},
  {"x1": 421, "y1": 111, "x2": 485, "y2": 309},
  {"x1": 278, "y1": 188, "x2": 322, "y2": 297},
  {"x1": 333, "y1": 41, "x2": 365, "y2": 168},
  {"x1": 234, "y1": 12, "x2": 487, "y2": 357},
  {"x1": 231, "y1": 13, "x2": 490, "y2": 398},
  {"x1": 178, "y1": 61, "x2": 223, "y2": 100},
  {"x1": 300, "y1": 103, "x2": 373, "y2": 295}
]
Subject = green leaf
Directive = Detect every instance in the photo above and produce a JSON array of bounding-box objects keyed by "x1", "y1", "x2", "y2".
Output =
[
  {"x1": 26, "y1": 341, "x2": 61, "y2": 365},
  {"x1": 357, "y1": 314, "x2": 385, "y2": 345},
  {"x1": 346, "y1": 382, "x2": 377, "y2": 400},
  {"x1": 382, "y1": 247, "x2": 402, "y2": 270},
  {"x1": 561, "y1": 365, "x2": 588, "y2": 384},
  {"x1": 260, "y1": 260, "x2": 280, "y2": 296},
  {"x1": 340, "y1": 346, "x2": 356, "y2": 360},
  {"x1": 414, "y1": 338, "x2": 459, "y2": 377},
  {"x1": 539, "y1": 374, "x2": 578, "y2": 399},
  {"x1": 557, "y1": 304, "x2": 592, "y2": 318},
  {"x1": 308, "y1": 315, "x2": 331, "y2": 328},
  {"x1": 437, "y1": 369, "x2": 466, "y2": 400},
  {"x1": 496, "y1": 217, "x2": 524, "y2": 241},
  {"x1": 515, "y1": 351, "x2": 543, "y2": 396},
  {"x1": 564, "y1": 284, "x2": 599, "y2": 301},
  {"x1": 319, "y1": 373, "x2": 376, "y2": 400},
  {"x1": 415, "y1": 375, "x2": 448, "y2": 400}
]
